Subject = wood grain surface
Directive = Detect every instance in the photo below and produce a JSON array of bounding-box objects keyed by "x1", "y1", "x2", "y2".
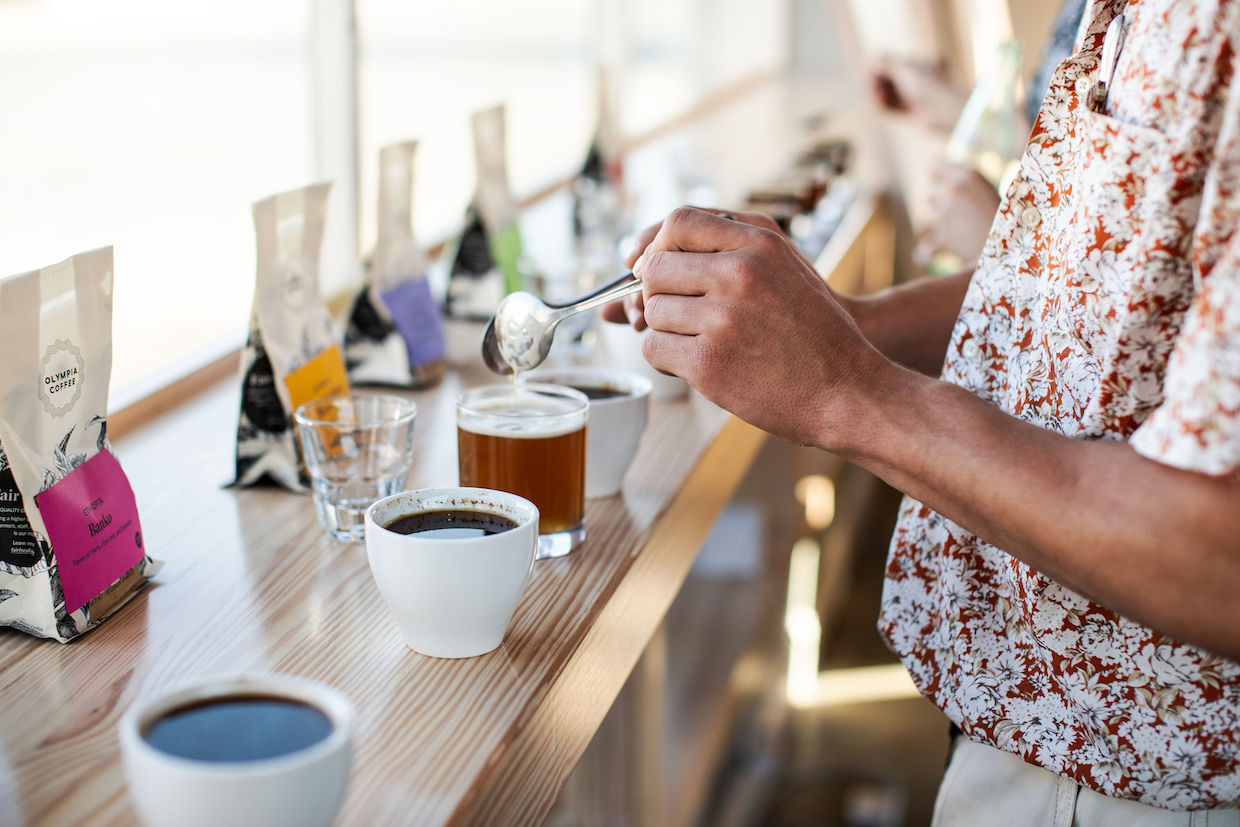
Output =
[{"x1": 0, "y1": 358, "x2": 764, "y2": 826}]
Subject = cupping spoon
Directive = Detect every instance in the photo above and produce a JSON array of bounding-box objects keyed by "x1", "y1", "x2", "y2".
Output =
[{"x1": 481, "y1": 272, "x2": 642, "y2": 375}]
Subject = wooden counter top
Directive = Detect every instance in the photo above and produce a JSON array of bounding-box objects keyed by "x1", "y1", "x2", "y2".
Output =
[{"x1": 0, "y1": 357, "x2": 766, "y2": 826}]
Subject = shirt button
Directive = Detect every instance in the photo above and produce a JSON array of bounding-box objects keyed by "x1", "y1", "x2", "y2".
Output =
[
  {"x1": 1022, "y1": 207, "x2": 1042, "y2": 228},
  {"x1": 1075, "y1": 76, "x2": 1092, "y2": 95}
]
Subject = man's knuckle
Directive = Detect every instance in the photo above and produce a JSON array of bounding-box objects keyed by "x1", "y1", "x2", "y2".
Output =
[
  {"x1": 667, "y1": 206, "x2": 697, "y2": 227},
  {"x1": 728, "y1": 252, "x2": 763, "y2": 292},
  {"x1": 752, "y1": 226, "x2": 785, "y2": 255},
  {"x1": 694, "y1": 338, "x2": 726, "y2": 378},
  {"x1": 641, "y1": 331, "x2": 670, "y2": 371},
  {"x1": 642, "y1": 293, "x2": 662, "y2": 320}
]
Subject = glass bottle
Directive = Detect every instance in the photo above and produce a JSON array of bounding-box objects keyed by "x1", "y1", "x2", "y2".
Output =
[
  {"x1": 919, "y1": 40, "x2": 1023, "y2": 275},
  {"x1": 945, "y1": 40, "x2": 1023, "y2": 191}
]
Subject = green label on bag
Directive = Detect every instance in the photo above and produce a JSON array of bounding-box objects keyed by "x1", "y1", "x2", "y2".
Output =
[{"x1": 489, "y1": 223, "x2": 525, "y2": 294}]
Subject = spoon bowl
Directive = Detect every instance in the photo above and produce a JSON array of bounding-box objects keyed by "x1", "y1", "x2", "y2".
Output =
[{"x1": 481, "y1": 273, "x2": 641, "y2": 375}]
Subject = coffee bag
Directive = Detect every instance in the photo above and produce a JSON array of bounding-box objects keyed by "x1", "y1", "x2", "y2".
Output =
[
  {"x1": 234, "y1": 182, "x2": 350, "y2": 491},
  {"x1": 344, "y1": 141, "x2": 446, "y2": 388},
  {"x1": 572, "y1": 64, "x2": 626, "y2": 240},
  {"x1": 0, "y1": 248, "x2": 157, "y2": 641},
  {"x1": 444, "y1": 105, "x2": 526, "y2": 323}
]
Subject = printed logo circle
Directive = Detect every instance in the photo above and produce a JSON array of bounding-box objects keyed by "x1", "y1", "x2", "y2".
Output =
[
  {"x1": 39, "y1": 339, "x2": 85, "y2": 419},
  {"x1": 280, "y1": 255, "x2": 310, "y2": 312}
]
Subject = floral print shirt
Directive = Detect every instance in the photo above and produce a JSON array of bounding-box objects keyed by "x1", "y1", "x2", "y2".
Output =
[{"x1": 880, "y1": 0, "x2": 1240, "y2": 810}]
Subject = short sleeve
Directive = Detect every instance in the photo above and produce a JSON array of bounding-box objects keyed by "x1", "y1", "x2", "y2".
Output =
[{"x1": 1130, "y1": 38, "x2": 1240, "y2": 477}]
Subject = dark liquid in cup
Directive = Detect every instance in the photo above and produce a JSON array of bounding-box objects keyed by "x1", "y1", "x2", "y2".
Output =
[
  {"x1": 385, "y1": 509, "x2": 518, "y2": 539},
  {"x1": 570, "y1": 385, "x2": 628, "y2": 400},
  {"x1": 142, "y1": 695, "x2": 333, "y2": 763}
]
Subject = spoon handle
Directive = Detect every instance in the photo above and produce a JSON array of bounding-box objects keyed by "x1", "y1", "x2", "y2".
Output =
[
  {"x1": 552, "y1": 277, "x2": 643, "y2": 320},
  {"x1": 548, "y1": 271, "x2": 638, "y2": 308}
]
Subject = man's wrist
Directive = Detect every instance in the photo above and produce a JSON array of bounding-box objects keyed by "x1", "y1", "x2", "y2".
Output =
[{"x1": 817, "y1": 345, "x2": 925, "y2": 464}]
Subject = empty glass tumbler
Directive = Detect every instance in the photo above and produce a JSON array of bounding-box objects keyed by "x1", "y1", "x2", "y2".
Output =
[{"x1": 295, "y1": 394, "x2": 418, "y2": 542}]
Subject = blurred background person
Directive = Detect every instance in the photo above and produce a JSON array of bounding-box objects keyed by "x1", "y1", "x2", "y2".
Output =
[{"x1": 872, "y1": 0, "x2": 1087, "y2": 274}]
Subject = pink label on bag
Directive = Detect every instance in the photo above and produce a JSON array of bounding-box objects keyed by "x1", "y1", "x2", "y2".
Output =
[{"x1": 35, "y1": 450, "x2": 144, "y2": 615}]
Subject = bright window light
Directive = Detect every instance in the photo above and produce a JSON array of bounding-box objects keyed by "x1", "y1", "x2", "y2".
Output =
[
  {"x1": 784, "y1": 536, "x2": 822, "y2": 706},
  {"x1": 0, "y1": 0, "x2": 786, "y2": 410}
]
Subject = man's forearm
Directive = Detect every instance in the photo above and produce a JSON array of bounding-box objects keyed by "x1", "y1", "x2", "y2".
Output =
[
  {"x1": 837, "y1": 363, "x2": 1240, "y2": 659},
  {"x1": 842, "y1": 270, "x2": 972, "y2": 375}
]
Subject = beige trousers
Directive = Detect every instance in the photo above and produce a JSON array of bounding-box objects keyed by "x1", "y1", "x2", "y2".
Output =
[{"x1": 931, "y1": 738, "x2": 1240, "y2": 826}]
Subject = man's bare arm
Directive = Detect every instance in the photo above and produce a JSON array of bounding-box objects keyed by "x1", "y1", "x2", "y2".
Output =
[{"x1": 848, "y1": 367, "x2": 1240, "y2": 660}]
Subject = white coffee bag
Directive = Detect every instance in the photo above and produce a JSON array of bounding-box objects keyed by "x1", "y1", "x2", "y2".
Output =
[
  {"x1": 345, "y1": 141, "x2": 445, "y2": 388},
  {"x1": 0, "y1": 248, "x2": 157, "y2": 641},
  {"x1": 234, "y1": 182, "x2": 350, "y2": 491},
  {"x1": 444, "y1": 105, "x2": 527, "y2": 322}
]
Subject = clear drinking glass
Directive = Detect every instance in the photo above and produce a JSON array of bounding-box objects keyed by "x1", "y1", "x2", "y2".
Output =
[
  {"x1": 294, "y1": 394, "x2": 418, "y2": 543},
  {"x1": 456, "y1": 384, "x2": 588, "y2": 559}
]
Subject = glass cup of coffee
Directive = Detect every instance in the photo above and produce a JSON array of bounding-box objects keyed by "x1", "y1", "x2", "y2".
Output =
[
  {"x1": 294, "y1": 393, "x2": 417, "y2": 543},
  {"x1": 364, "y1": 487, "x2": 539, "y2": 658},
  {"x1": 118, "y1": 673, "x2": 354, "y2": 827},
  {"x1": 456, "y1": 383, "x2": 588, "y2": 559}
]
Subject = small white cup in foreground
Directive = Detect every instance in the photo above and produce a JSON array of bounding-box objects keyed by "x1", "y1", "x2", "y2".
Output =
[
  {"x1": 119, "y1": 674, "x2": 354, "y2": 827},
  {"x1": 365, "y1": 487, "x2": 538, "y2": 658},
  {"x1": 521, "y1": 366, "x2": 653, "y2": 498}
]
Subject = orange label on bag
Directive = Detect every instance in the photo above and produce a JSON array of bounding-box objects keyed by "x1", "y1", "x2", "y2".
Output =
[{"x1": 284, "y1": 344, "x2": 350, "y2": 411}]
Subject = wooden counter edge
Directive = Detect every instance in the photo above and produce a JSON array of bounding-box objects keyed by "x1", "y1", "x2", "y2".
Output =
[{"x1": 453, "y1": 414, "x2": 769, "y2": 827}]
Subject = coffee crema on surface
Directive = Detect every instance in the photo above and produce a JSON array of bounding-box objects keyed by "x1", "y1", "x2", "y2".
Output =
[
  {"x1": 143, "y1": 695, "x2": 333, "y2": 763},
  {"x1": 384, "y1": 509, "x2": 518, "y2": 539}
]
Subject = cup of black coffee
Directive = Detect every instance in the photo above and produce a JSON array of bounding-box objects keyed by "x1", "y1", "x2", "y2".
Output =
[
  {"x1": 364, "y1": 487, "x2": 539, "y2": 658},
  {"x1": 119, "y1": 674, "x2": 354, "y2": 827}
]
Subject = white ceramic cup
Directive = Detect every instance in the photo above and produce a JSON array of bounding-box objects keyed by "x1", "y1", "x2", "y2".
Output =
[
  {"x1": 520, "y1": 366, "x2": 653, "y2": 498},
  {"x1": 119, "y1": 674, "x2": 354, "y2": 827},
  {"x1": 364, "y1": 487, "x2": 538, "y2": 658},
  {"x1": 595, "y1": 319, "x2": 690, "y2": 401}
]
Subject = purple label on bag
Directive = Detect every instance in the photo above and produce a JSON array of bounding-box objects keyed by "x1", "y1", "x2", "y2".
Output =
[
  {"x1": 381, "y1": 279, "x2": 446, "y2": 367},
  {"x1": 35, "y1": 450, "x2": 144, "y2": 615}
]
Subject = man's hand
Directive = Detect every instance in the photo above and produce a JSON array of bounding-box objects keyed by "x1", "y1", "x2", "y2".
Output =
[
  {"x1": 600, "y1": 208, "x2": 792, "y2": 331},
  {"x1": 913, "y1": 161, "x2": 1002, "y2": 270},
  {"x1": 631, "y1": 207, "x2": 885, "y2": 449},
  {"x1": 870, "y1": 55, "x2": 967, "y2": 133},
  {"x1": 606, "y1": 205, "x2": 975, "y2": 379}
]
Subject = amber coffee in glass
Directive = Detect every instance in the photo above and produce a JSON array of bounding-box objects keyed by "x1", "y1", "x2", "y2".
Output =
[{"x1": 456, "y1": 384, "x2": 587, "y2": 559}]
